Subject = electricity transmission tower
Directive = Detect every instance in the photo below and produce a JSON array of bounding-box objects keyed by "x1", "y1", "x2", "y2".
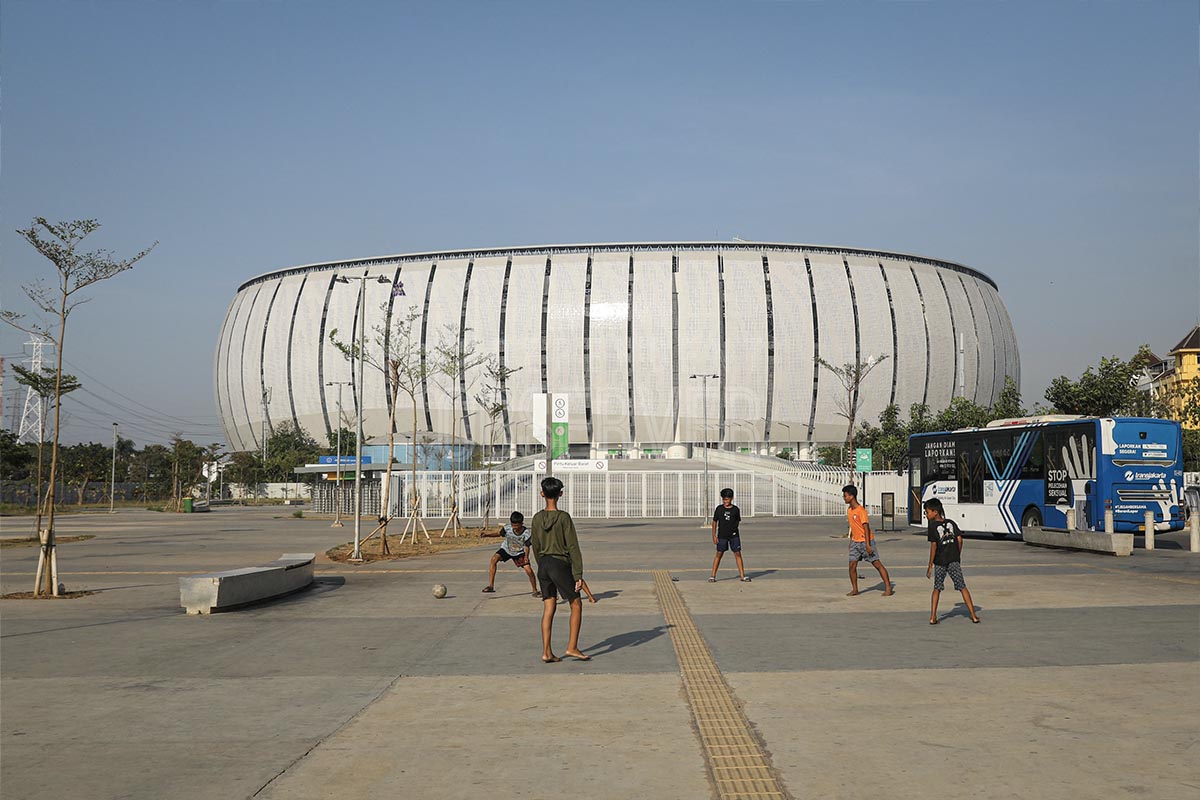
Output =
[{"x1": 17, "y1": 337, "x2": 51, "y2": 443}]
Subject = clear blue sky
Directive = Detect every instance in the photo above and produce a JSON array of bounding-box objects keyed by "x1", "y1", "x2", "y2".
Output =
[{"x1": 2, "y1": 0, "x2": 1197, "y2": 447}]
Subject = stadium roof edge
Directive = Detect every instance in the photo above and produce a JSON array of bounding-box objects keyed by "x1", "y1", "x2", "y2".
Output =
[{"x1": 236, "y1": 241, "x2": 998, "y2": 292}]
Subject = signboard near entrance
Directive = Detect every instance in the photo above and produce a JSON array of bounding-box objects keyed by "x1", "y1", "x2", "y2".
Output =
[
  {"x1": 534, "y1": 459, "x2": 608, "y2": 472},
  {"x1": 855, "y1": 448, "x2": 873, "y2": 473}
]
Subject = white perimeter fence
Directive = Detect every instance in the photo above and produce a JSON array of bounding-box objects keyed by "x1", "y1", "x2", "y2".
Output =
[{"x1": 313, "y1": 465, "x2": 911, "y2": 520}]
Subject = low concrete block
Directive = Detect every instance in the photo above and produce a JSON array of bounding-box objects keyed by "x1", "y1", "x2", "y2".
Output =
[
  {"x1": 1022, "y1": 527, "x2": 1134, "y2": 557},
  {"x1": 179, "y1": 553, "x2": 315, "y2": 614}
]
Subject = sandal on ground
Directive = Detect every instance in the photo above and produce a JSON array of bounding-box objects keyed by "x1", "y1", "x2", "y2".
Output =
[
  {"x1": 481, "y1": 586, "x2": 495, "y2": 593},
  {"x1": 740, "y1": 577, "x2": 752, "y2": 582},
  {"x1": 971, "y1": 617, "x2": 981, "y2": 624},
  {"x1": 708, "y1": 576, "x2": 717, "y2": 583},
  {"x1": 531, "y1": 591, "x2": 541, "y2": 598},
  {"x1": 929, "y1": 618, "x2": 939, "y2": 625}
]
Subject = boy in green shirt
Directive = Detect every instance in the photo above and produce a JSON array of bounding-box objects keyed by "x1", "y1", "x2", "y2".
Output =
[{"x1": 530, "y1": 476, "x2": 590, "y2": 663}]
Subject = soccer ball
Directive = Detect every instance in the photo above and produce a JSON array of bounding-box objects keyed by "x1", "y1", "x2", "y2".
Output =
[{"x1": 431, "y1": 584, "x2": 448, "y2": 599}]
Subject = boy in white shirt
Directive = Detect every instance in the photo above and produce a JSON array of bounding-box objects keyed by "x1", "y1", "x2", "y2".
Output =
[{"x1": 482, "y1": 511, "x2": 539, "y2": 597}]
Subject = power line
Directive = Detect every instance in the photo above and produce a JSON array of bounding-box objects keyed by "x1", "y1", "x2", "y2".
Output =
[
  {"x1": 73, "y1": 385, "x2": 220, "y2": 431},
  {"x1": 60, "y1": 356, "x2": 221, "y2": 425}
]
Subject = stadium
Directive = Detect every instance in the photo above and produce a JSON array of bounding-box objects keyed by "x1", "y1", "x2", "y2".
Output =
[{"x1": 214, "y1": 242, "x2": 1019, "y2": 459}]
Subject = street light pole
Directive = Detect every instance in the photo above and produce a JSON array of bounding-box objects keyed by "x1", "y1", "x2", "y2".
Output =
[
  {"x1": 335, "y1": 273, "x2": 391, "y2": 562},
  {"x1": 109, "y1": 422, "x2": 118, "y2": 514},
  {"x1": 690, "y1": 373, "x2": 719, "y2": 524},
  {"x1": 326, "y1": 380, "x2": 351, "y2": 528}
]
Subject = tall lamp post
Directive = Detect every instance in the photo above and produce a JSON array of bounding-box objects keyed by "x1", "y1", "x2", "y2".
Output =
[
  {"x1": 690, "y1": 373, "x2": 719, "y2": 524},
  {"x1": 326, "y1": 380, "x2": 352, "y2": 527},
  {"x1": 335, "y1": 273, "x2": 391, "y2": 562},
  {"x1": 109, "y1": 422, "x2": 118, "y2": 514}
]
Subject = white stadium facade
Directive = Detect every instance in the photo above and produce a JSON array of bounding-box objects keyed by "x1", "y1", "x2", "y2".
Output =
[{"x1": 214, "y1": 242, "x2": 1019, "y2": 459}]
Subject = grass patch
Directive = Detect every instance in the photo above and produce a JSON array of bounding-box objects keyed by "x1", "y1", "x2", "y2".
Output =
[
  {"x1": 0, "y1": 534, "x2": 95, "y2": 549},
  {"x1": 326, "y1": 527, "x2": 494, "y2": 562},
  {"x1": 1, "y1": 589, "x2": 95, "y2": 600}
]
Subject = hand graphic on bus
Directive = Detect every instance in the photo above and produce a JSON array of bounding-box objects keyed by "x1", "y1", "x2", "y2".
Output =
[
  {"x1": 1062, "y1": 434, "x2": 1095, "y2": 506},
  {"x1": 1153, "y1": 479, "x2": 1179, "y2": 531},
  {"x1": 1062, "y1": 435, "x2": 1094, "y2": 480}
]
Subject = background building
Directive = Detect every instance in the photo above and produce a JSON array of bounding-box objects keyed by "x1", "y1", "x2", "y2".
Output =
[
  {"x1": 215, "y1": 242, "x2": 1020, "y2": 459},
  {"x1": 1143, "y1": 326, "x2": 1199, "y2": 430}
]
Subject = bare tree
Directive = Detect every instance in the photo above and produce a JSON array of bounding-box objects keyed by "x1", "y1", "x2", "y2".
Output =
[
  {"x1": 2, "y1": 219, "x2": 155, "y2": 595},
  {"x1": 331, "y1": 305, "x2": 432, "y2": 552},
  {"x1": 815, "y1": 354, "x2": 889, "y2": 463},
  {"x1": 432, "y1": 324, "x2": 487, "y2": 537},
  {"x1": 474, "y1": 359, "x2": 521, "y2": 529}
]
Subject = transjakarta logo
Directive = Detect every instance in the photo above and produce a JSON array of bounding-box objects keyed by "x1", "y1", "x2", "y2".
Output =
[
  {"x1": 1124, "y1": 470, "x2": 1166, "y2": 481},
  {"x1": 934, "y1": 485, "x2": 955, "y2": 495}
]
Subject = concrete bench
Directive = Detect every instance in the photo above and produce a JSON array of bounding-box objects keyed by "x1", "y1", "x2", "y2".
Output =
[
  {"x1": 1022, "y1": 527, "x2": 1134, "y2": 557},
  {"x1": 179, "y1": 553, "x2": 316, "y2": 614}
]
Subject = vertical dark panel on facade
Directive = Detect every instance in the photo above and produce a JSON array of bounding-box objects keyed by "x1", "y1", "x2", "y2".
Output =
[
  {"x1": 909, "y1": 266, "x2": 932, "y2": 406},
  {"x1": 318, "y1": 274, "x2": 343, "y2": 442},
  {"x1": 286, "y1": 275, "x2": 309, "y2": 433},
  {"x1": 220, "y1": 290, "x2": 248, "y2": 449},
  {"x1": 843, "y1": 259, "x2": 862, "y2": 415},
  {"x1": 878, "y1": 264, "x2": 899, "y2": 407},
  {"x1": 935, "y1": 272, "x2": 960, "y2": 399},
  {"x1": 805, "y1": 258, "x2": 820, "y2": 441},
  {"x1": 498, "y1": 258, "x2": 513, "y2": 438},
  {"x1": 671, "y1": 254, "x2": 680, "y2": 442},
  {"x1": 383, "y1": 265, "x2": 403, "y2": 433},
  {"x1": 957, "y1": 274, "x2": 983, "y2": 403},
  {"x1": 238, "y1": 283, "x2": 265, "y2": 449},
  {"x1": 762, "y1": 255, "x2": 775, "y2": 440},
  {"x1": 583, "y1": 255, "x2": 594, "y2": 440},
  {"x1": 717, "y1": 254, "x2": 727, "y2": 441},
  {"x1": 420, "y1": 263, "x2": 438, "y2": 431},
  {"x1": 979, "y1": 279, "x2": 1003, "y2": 398},
  {"x1": 459, "y1": 260, "x2": 475, "y2": 441},
  {"x1": 258, "y1": 280, "x2": 284, "y2": 433},
  {"x1": 627, "y1": 255, "x2": 636, "y2": 442},
  {"x1": 540, "y1": 258, "x2": 552, "y2": 394}
]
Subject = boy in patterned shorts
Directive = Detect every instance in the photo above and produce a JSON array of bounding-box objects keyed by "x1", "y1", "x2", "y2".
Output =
[
  {"x1": 843, "y1": 485, "x2": 892, "y2": 596},
  {"x1": 924, "y1": 498, "x2": 980, "y2": 625}
]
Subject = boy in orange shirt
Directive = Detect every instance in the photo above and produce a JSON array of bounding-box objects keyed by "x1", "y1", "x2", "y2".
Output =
[{"x1": 843, "y1": 484, "x2": 893, "y2": 596}]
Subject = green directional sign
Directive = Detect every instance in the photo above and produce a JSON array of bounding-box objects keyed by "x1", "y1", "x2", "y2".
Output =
[
  {"x1": 855, "y1": 448, "x2": 873, "y2": 472},
  {"x1": 552, "y1": 422, "x2": 569, "y2": 459}
]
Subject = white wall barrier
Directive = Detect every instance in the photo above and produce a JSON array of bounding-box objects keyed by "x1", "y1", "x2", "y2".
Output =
[{"x1": 309, "y1": 469, "x2": 898, "y2": 519}]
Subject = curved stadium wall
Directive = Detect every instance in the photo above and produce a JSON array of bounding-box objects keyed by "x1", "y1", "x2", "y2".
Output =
[{"x1": 214, "y1": 242, "x2": 1020, "y2": 456}]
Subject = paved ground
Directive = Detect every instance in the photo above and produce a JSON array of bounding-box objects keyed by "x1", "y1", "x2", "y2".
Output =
[{"x1": 1, "y1": 507, "x2": 1197, "y2": 799}]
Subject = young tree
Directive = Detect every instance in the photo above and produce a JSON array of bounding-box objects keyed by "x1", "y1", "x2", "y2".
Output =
[
  {"x1": 432, "y1": 325, "x2": 487, "y2": 537},
  {"x1": 474, "y1": 359, "x2": 521, "y2": 529},
  {"x1": 815, "y1": 354, "x2": 889, "y2": 459},
  {"x1": 332, "y1": 306, "x2": 431, "y2": 551},
  {"x1": 1044, "y1": 354, "x2": 1138, "y2": 417},
  {"x1": 2, "y1": 218, "x2": 154, "y2": 595},
  {"x1": 12, "y1": 364, "x2": 80, "y2": 543}
]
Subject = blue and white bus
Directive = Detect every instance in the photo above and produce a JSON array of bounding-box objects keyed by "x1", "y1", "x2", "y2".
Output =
[{"x1": 908, "y1": 416, "x2": 1185, "y2": 537}]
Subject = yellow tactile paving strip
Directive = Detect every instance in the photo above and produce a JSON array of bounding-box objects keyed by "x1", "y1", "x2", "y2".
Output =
[{"x1": 653, "y1": 569, "x2": 791, "y2": 800}]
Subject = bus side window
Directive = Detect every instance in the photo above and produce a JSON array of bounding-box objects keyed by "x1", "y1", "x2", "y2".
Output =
[{"x1": 1021, "y1": 435, "x2": 1044, "y2": 480}]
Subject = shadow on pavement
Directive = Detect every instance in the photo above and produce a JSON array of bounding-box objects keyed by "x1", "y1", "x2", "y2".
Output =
[{"x1": 586, "y1": 625, "x2": 672, "y2": 656}]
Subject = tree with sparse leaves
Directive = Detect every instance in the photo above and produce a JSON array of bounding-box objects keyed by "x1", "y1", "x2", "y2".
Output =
[
  {"x1": 815, "y1": 354, "x2": 889, "y2": 459},
  {"x1": 332, "y1": 305, "x2": 430, "y2": 550},
  {"x1": 432, "y1": 324, "x2": 487, "y2": 537},
  {"x1": 474, "y1": 359, "x2": 521, "y2": 529},
  {"x1": 2, "y1": 218, "x2": 155, "y2": 594}
]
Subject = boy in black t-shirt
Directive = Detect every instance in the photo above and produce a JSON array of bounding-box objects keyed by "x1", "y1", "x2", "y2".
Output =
[
  {"x1": 710, "y1": 488, "x2": 751, "y2": 583},
  {"x1": 924, "y1": 498, "x2": 980, "y2": 625}
]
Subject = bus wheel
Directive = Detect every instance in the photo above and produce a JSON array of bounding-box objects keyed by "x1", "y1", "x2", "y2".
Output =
[{"x1": 1020, "y1": 508, "x2": 1042, "y2": 533}]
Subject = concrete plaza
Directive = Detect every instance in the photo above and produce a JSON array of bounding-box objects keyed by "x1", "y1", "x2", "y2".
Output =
[{"x1": 1, "y1": 507, "x2": 1197, "y2": 799}]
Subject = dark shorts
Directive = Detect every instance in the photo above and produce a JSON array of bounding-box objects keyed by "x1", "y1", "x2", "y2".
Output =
[
  {"x1": 716, "y1": 534, "x2": 742, "y2": 553},
  {"x1": 933, "y1": 562, "x2": 966, "y2": 591},
  {"x1": 496, "y1": 548, "x2": 529, "y2": 568},
  {"x1": 848, "y1": 540, "x2": 880, "y2": 563},
  {"x1": 537, "y1": 555, "x2": 579, "y2": 601}
]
